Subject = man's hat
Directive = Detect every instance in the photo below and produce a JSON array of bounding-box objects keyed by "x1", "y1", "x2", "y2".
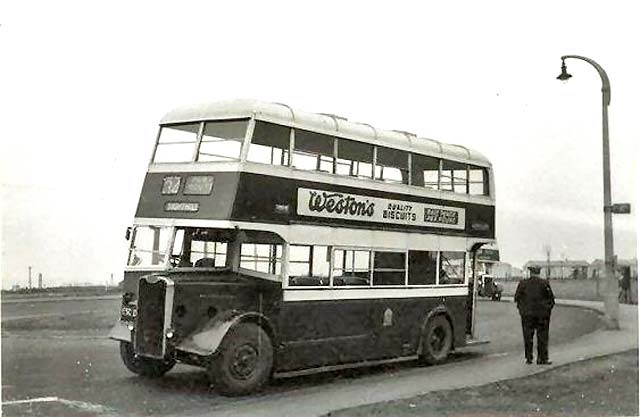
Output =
[{"x1": 528, "y1": 266, "x2": 541, "y2": 274}]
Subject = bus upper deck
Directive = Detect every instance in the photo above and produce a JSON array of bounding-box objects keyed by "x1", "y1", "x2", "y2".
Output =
[{"x1": 136, "y1": 99, "x2": 495, "y2": 240}]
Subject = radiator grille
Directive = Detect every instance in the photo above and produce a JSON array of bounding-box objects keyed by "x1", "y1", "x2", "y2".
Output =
[{"x1": 135, "y1": 278, "x2": 167, "y2": 357}]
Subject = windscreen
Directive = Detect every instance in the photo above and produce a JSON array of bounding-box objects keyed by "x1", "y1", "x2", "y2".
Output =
[{"x1": 127, "y1": 226, "x2": 172, "y2": 267}]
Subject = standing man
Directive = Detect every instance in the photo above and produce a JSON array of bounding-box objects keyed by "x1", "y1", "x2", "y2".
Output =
[
  {"x1": 619, "y1": 266, "x2": 631, "y2": 304},
  {"x1": 514, "y1": 266, "x2": 555, "y2": 365}
]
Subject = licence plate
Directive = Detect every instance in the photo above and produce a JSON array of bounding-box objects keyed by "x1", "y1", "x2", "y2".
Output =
[{"x1": 121, "y1": 305, "x2": 137, "y2": 321}]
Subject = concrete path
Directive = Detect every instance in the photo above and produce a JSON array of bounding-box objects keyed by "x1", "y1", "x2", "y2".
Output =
[{"x1": 191, "y1": 300, "x2": 638, "y2": 417}]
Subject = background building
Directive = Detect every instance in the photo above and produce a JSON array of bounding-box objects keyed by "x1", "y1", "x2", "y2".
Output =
[
  {"x1": 522, "y1": 260, "x2": 590, "y2": 279},
  {"x1": 589, "y1": 258, "x2": 638, "y2": 280}
]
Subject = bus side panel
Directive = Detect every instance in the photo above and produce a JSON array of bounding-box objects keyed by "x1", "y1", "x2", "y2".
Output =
[
  {"x1": 231, "y1": 173, "x2": 495, "y2": 239},
  {"x1": 276, "y1": 299, "x2": 375, "y2": 372},
  {"x1": 276, "y1": 294, "x2": 468, "y2": 372},
  {"x1": 370, "y1": 295, "x2": 468, "y2": 358}
]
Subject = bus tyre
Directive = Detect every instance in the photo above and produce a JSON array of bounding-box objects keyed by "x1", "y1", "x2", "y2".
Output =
[
  {"x1": 210, "y1": 323, "x2": 274, "y2": 396},
  {"x1": 420, "y1": 315, "x2": 453, "y2": 365},
  {"x1": 119, "y1": 341, "x2": 176, "y2": 378}
]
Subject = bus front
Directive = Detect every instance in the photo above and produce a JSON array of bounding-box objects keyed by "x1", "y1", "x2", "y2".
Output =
[{"x1": 110, "y1": 106, "x2": 286, "y2": 395}]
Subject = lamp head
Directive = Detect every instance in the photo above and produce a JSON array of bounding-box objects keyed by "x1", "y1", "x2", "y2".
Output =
[{"x1": 557, "y1": 59, "x2": 572, "y2": 81}]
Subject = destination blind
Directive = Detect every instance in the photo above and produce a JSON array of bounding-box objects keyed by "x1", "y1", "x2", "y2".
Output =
[{"x1": 297, "y1": 187, "x2": 465, "y2": 230}]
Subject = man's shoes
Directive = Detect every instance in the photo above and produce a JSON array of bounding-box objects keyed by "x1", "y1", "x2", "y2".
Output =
[
  {"x1": 537, "y1": 360, "x2": 552, "y2": 365},
  {"x1": 525, "y1": 359, "x2": 533, "y2": 364}
]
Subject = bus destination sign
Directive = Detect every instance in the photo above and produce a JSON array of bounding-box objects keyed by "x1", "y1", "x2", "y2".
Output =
[{"x1": 297, "y1": 187, "x2": 465, "y2": 230}]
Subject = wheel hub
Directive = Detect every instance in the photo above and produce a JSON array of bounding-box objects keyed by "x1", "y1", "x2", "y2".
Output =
[{"x1": 231, "y1": 344, "x2": 259, "y2": 379}]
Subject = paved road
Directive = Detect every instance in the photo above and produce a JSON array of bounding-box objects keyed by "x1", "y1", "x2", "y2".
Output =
[
  {"x1": 1, "y1": 296, "x2": 120, "y2": 320},
  {"x1": 1, "y1": 298, "x2": 601, "y2": 417}
]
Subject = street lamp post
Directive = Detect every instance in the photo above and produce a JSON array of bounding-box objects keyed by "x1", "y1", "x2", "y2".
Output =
[{"x1": 557, "y1": 55, "x2": 619, "y2": 329}]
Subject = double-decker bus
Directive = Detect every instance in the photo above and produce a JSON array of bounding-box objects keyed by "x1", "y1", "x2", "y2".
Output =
[{"x1": 109, "y1": 99, "x2": 496, "y2": 395}]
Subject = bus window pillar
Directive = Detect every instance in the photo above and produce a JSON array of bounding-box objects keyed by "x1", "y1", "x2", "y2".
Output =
[
  {"x1": 240, "y1": 117, "x2": 256, "y2": 162},
  {"x1": 226, "y1": 230, "x2": 245, "y2": 270}
]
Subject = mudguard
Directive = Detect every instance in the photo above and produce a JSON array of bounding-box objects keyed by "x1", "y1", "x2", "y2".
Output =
[
  {"x1": 177, "y1": 310, "x2": 272, "y2": 357},
  {"x1": 109, "y1": 320, "x2": 132, "y2": 342}
]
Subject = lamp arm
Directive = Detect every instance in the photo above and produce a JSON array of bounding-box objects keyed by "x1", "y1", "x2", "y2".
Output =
[{"x1": 561, "y1": 55, "x2": 611, "y2": 105}]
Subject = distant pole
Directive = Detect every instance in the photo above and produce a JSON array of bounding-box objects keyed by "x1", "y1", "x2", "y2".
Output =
[
  {"x1": 28, "y1": 266, "x2": 32, "y2": 289},
  {"x1": 38, "y1": 273, "x2": 43, "y2": 289}
]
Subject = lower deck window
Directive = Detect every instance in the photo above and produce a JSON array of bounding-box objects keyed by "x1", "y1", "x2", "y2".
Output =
[
  {"x1": 171, "y1": 228, "x2": 228, "y2": 268},
  {"x1": 439, "y1": 251, "x2": 466, "y2": 284},
  {"x1": 285, "y1": 246, "x2": 467, "y2": 288},
  {"x1": 373, "y1": 251, "x2": 406, "y2": 286},
  {"x1": 332, "y1": 249, "x2": 371, "y2": 286},
  {"x1": 241, "y1": 243, "x2": 282, "y2": 275},
  {"x1": 288, "y1": 245, "x2": 330, "y2": 286},
  {"x1": 408, "y1": 251, "x2": 437, "y2": 285}
]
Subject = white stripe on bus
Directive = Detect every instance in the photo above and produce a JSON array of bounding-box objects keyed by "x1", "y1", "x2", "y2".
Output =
[
  {"x1": 131, "y1": 218, "x2": 493, "y2": 252},
  {"x1": 283, "y1": 286, "x2": 468, "y2": 302}
]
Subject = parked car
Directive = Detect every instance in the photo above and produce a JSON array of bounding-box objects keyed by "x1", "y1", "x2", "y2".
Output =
[{"x1": 478, "y1": 275, "x2": 503, "y2": 301}]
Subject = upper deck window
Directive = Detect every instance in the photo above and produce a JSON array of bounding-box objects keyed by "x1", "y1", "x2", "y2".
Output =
[
  {"x1": 469, "y1": 165, "x2": 489, "y2": 196},
  {"x1": 411, "y1": 154, "x2": 440, "y2": 189},
  {"x1": 375, "y1": 146, "x2": 409, "y2": 184},
  {"x1": 154, "y1": 123, "x2": 200, "y2": 163},
  {"x1": 441, "y1": 160, "x2": 468, "y2": 193},
  {"x1": 247, "y1": 121, "x2": 291, "y2": 166},
  {"x1": 292, "y1": 130, "x2": 335, "y2": 173},
  {"x1": 197, "y1": 120, "x2": 248, "y2": 162},
  {"x1": 336, "y1": 139, "x2": 374, "y2": 179}
]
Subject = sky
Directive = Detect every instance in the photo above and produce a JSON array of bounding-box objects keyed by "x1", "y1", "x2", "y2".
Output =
[{"x1": 1, "y1": 1, "x2": 638, "y2": 288}]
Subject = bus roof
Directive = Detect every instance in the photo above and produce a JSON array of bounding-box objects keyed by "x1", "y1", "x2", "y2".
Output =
[{"x1": 160, "y1": 99, "x2": 491, "y2": 166}]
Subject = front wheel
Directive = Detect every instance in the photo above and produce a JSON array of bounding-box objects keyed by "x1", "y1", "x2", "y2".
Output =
[
  {"x1": 419, "y1": 315, "x2": 453, "y2": 365},
  {"x1": 210, "y1": 323, "x2": 274, "y2": 396},
  {"x1": 119, "y1": 341, "x2": 176, "y2": 378}
]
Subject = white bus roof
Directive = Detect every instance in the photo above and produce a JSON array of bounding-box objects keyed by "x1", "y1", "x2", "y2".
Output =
[{"x1": 160, "y1": 99, "x2": 491, "y2": 166}]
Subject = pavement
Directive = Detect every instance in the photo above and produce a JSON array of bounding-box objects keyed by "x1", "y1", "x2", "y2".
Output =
[{"x1": 189, "y1": 299, "x2": 638, "y2": 417}]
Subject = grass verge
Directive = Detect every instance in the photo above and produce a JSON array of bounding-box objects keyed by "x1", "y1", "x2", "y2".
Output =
[{"x1": 325, "y1": 350, "x2": 639, "y2": 417}]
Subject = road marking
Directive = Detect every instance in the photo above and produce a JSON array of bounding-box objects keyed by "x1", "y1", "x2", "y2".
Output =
[
  {"x1": 486, "y1": 352, "x2": 509, "y2": 358},
  {"x1": 3, "y1": 396, "x2": 121, "y2": 416},
  {"x1": 3, "y1": 396, "x2": 59, "y2": 405},
  {"x1": 58, "y1": 398, "x2": 121, "y2": 416}
]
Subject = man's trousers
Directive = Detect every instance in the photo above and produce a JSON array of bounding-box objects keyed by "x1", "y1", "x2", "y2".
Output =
[{"x1": 520, "y1": 314, "x2": 550, "y2": 362}]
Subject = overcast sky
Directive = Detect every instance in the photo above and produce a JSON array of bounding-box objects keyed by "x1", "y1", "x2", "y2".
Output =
[{"x1": 1, "y1": 1, "x2": 638, "y2": 288}]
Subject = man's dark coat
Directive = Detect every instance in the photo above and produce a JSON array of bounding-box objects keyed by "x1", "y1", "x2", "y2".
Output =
[{"x1": 514, "y1": 276, "x2": 555, "y2": 317}]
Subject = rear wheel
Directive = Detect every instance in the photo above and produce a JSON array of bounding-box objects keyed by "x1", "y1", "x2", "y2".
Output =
[
  {"x1": 210, "y1": 323, "x2": 274, "y2": 396},
  {"x1": 419, "y1": 315, "x2": 453, "y2": 365},
  {"x1": 119, "y1": 341, "x2": 176, "y2": 377}
]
